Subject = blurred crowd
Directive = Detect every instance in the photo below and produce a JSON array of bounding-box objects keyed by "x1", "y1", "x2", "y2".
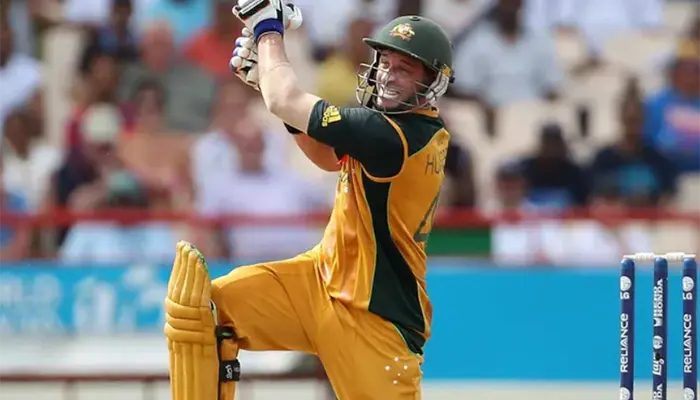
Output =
[{"x1": 0, "y1": 0, "x2": 698, "y2": 264}]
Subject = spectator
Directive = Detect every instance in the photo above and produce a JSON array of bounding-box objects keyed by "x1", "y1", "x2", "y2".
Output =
[
  {"x1": 50, "y1": 104, "x2": 125, "y2": 245},
  {"x1": 118, "y1": 79, "x2": 192, "y2": 210},
  {"x1": 519, "y1": 123, "x2": 589, "y2": 210},
  {"x1": 118, "y1": 21, "x2": 216, "y2": 133},
  {"x1": 0, "y1": 21, "x2": 41, "y2": 132},
  {"x1": 191, "y1": 80, "x2": 288, "y2": 197},
  {"x1": 316, "y1": 18, "x2": 374, "y2": 107},
  {"x1": 1, "y1": 109, "x2": 61, "y2": 211},
  {"x1": 450, "y1": 0, "x2": 563, "y2": 107},
  {"x1": 79, "y1": 0, "x2": 139, "y2": 66},
  {"x1": 191, "y1": 81, "x2": 329, "y2": 259},
  {"x1": 3, "y1": 91, "x2": 56, "y2": 257},
  {"x1": 590, "y1": 98, "x2": 677, "y2": 207},
  {"x1": 183, "y1": 0, "x2": 244, "y2": 80},
  {"x1": 68, "y1": 51, "x2": 130, "y2": 148},
  {"x1": 644, "y1": 39, "x2": 700, "y2": 174},
  {"x1": 58, "y1": 104, "x2": 175, "y2": 263}
]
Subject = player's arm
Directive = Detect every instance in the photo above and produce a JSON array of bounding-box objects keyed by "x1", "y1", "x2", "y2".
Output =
[
  {"x1": 257, "y1": 34, "x2": 319, "y2": 132},
  {"x1": 257, "y1": 34, "x2": 404, "y2": 178},
  {"x1": 283, "y1": 123, "x2": 340, "y2": 172},
  {"x1": 228, "y1": 22, "x2": 338, "y2": 172},
  {"x1": 256, "y1": 34, "x2": 341, "y2": 172}
]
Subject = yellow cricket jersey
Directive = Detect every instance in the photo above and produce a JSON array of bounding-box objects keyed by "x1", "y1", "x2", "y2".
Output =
[{"x1": 306, "y1": 100, "x2": 449, "y2": 354}]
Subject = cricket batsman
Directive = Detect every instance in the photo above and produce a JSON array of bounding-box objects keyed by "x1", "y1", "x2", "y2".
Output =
[{"x1": 164, "y1": 1, "x2": 455, "y2": 399}]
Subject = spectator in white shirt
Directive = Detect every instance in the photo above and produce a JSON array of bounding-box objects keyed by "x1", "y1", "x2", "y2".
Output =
[
  {"x1": 191, "y1": 81, "x2": 331, "y2": 260},
  {"x1": 190, "y1": 81, "x2": 287, "y2": 197},
  {"x1": 1, "y1": 109, "x2": 61, "y2": 211},
  {"x1": 452, "y1": 0, "x2": 563, "y2": 107},
  {"x1": 450, "y1": 0, "x2": 563, "y2": 137}
]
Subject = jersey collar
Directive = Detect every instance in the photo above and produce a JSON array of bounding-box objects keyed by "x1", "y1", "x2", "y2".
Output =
[{"x1": 412, "y1": 107, "x2": 439, "y2": 118}]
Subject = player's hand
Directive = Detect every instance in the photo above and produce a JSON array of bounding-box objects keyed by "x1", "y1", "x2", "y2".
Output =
[
  {"x1": 231, "y1": 27, "x2": 260, "y2": 91},
  {"x1": 230, "y1": 7, "x2": 302, "y2": 90},
  {"x1": 233, "y1": 0, "x2": 301, "y2": 42}
]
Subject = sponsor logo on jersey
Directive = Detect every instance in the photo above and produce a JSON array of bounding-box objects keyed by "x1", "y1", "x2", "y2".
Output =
[{"x1": 321, "y1": 105, "x2": 342, "y2": 127}]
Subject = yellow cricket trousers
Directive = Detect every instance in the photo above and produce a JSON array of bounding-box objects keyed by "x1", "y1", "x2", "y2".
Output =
[{"x1": 211, "y1": 251, "x2": 423, "y2": 400}]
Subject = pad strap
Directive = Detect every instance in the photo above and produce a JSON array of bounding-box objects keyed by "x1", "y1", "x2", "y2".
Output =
[{"x1": 216, "y1": 325, "x2": 240, "y2": 399}]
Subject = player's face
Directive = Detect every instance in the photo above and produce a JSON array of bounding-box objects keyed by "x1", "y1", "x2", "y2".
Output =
[{"x1": 375, "y1": 50, "x2": 428, "y2": 109}]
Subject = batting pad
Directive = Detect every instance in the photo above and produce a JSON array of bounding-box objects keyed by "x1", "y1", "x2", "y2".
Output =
[{"x1": 165, "y1": 242, "x2": 219, "y2": 400}]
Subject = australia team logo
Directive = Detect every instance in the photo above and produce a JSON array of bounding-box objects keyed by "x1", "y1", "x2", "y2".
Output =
[{"x1": 389, "y1": 23, "x2": 415, "y2": 41}]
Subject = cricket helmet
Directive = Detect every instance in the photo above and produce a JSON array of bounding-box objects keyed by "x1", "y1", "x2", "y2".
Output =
[{"x1": 356, "y1": 15, "x2": 454, "y2": 114}]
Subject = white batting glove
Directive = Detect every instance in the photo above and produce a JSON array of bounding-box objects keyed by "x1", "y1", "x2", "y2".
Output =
[
  {"x1": 230, "y1": 28, "x2": 259, "y2": 90},
  {"x1": 229, "y1": 5, "x2": 302, "y2": 91}
]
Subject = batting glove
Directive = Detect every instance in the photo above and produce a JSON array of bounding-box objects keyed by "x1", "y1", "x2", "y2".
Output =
[
  {"x1": 233, "y1": 0, "x2": 302, "y2": 42},
  {"x1": 230, "y1": 5, "x2": 302, "y2": 91},
  {"x1": 230, "y1": 28, "x2": 259, "y2": 90}
]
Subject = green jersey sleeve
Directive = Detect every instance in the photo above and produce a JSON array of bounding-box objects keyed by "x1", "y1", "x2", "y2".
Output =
[{"x1": 306, "y1": 100, "x2": 404, "y2": 178}]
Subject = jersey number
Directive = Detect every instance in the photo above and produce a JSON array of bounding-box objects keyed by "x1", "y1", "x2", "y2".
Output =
[{"x1": 413, "y1": 194, "x2": 440, "y2": 244}]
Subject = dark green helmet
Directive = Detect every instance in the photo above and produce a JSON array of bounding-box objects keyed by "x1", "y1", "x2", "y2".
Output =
[
  {"x1": 356, "y1": 16, "x2": 454, "y2": 114},
  {"x1": 364, "y1": 15, "x2": 454, "y2": 80}
]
